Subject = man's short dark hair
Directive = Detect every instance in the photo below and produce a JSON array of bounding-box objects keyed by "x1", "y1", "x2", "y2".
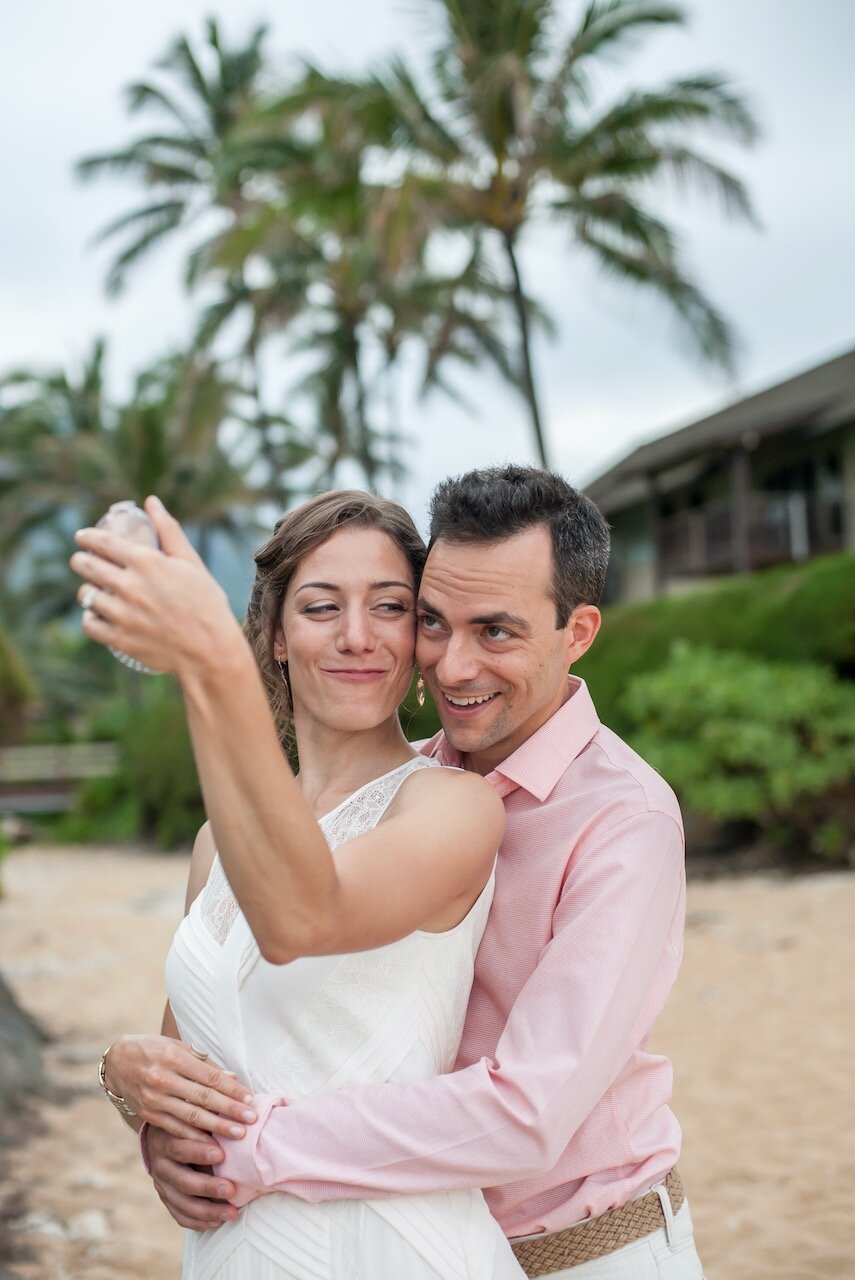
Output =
[{"x1": 429, "y1": 464, "x2": 610, "y2": 626}]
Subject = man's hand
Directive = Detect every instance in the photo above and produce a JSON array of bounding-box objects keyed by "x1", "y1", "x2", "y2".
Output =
[{"x1": 147, "y1": 1126, "x2": 238, "y2": 1231}]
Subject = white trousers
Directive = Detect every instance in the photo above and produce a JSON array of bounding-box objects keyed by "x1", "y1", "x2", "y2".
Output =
[{"x1": 534, "y1": 1193, "x2": 705, "y2": 1280}]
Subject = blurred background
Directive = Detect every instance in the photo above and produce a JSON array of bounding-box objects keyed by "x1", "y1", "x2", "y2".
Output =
[{"x1": 1, "y1": 2, "x2": 853, "y2": 1277}]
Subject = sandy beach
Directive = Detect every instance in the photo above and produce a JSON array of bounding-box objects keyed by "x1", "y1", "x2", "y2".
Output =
[{"x1": 1, "y1": 843, "x2": 853, "y2": 1280}]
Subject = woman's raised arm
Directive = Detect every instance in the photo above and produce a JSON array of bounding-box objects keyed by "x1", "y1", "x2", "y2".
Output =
[{"x1": 71, "y1": 500, "x2": 503, "y2": 967}]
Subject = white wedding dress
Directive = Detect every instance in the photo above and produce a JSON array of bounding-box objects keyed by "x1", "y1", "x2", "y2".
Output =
[{"x1": 165, "y1": 756, "x2": 526, "y2": 1280}]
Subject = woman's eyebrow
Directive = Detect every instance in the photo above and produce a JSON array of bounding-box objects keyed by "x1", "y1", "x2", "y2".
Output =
[{"x1": 295, "y1": 580, "x2": 413, "y2": 594}]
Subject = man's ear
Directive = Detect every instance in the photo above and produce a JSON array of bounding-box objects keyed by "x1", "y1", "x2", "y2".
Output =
[{"x1": 562, "y1": 605, "x2": 601, "y2": 667}]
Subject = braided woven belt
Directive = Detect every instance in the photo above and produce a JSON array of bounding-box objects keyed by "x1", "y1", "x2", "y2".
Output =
[{"x1": 510, "y1": 1168, "x2": 685, "y2": 1277}]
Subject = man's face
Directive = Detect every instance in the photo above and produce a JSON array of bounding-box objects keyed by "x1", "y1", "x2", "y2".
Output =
[{"x1": 416, "y1": 527, "x2": 592, "y2": 774}]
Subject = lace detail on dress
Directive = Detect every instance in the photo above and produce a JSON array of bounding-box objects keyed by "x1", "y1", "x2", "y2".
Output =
[
  {"x1": 199, "y1": 854, "x2": 240, "y2": 946},
  {"x1": 320, "y1": 756, "x2": 438, "y2": 851}
]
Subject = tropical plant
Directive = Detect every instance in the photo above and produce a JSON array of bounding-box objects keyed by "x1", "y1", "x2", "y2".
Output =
[
  {"x1": 0, "y1": 339, "x2": 262, "y2": 617},
  {"x1": 75, "y1": 18, "x2": 273, "y2": 295},
  {"x1": 0, "y1": 623, "x2": 33, "y2": 744},
  {"x1": 59, "y1": 679, "x2": 204, "y2": 848},
  {"x1": 191, "y1": 71, "x2": 520, "y2": 490},
  {"x1": 623, "y1": 643, "x2": 855, "y2": 862},
  {"x1": 574, "y1": 550, "x2": 855, "y2": 734},
  {"x1": 365, "y1": 0, "x2": 759, "y2": 465},
  {"x1": 76, "y1": 21, "x2": 354, "y2": 498}
]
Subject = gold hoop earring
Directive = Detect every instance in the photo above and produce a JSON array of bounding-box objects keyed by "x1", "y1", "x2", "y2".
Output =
[{"x1": 416, "y1": 675, "x2": 426, "y2": 708}]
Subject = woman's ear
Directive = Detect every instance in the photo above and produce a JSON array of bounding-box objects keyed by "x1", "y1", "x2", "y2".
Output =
[{"x1": 273, "y1": 628, "x2": 287, "y2": 663}]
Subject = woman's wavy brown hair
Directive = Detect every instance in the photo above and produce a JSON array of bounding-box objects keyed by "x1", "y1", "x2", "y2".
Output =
[{"x1": 244, "y1": 490, "x2": 426, "y2": 746}]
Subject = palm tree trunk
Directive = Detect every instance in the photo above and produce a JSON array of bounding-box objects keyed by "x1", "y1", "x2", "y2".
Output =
[
  {"x1": 502, "y1": 230, "x2": 550, "y2": 469},
  {"x1": 247, "y1": 345, "x2": 286, "y2": 508},
  {"x1": 344, "y1": 323, "x2": 378, "y2": 492}
]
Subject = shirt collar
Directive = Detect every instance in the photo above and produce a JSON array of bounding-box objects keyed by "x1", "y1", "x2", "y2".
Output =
[{"x1": 427, "y1": 676, "x2": 600, "y2": 802}]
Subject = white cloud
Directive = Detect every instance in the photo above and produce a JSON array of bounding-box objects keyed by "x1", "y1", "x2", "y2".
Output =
[{"x1": 3, "y1": 0, "x2": 853, "y2": 525}]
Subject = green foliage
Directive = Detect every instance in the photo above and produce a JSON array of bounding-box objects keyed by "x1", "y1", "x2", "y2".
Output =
[
  {"x1": 60, "y1": 681, "x2": 203, "y2": 850},
  {"x1": 400, "y1": 678, "x2": 441, "y2": 745},
  {"x1": 0, "y1": 625, "x2": 34, "y2": 744},
  {"x1": 122, "y1": 684, "x2": 204, "y2": 848},
  {"x1": 575, "y1": 553, "x2": 855, "y2": 734},
  {"x1": 622, "y1": 643, "x2": 855, "y2": 860},
  {"x1": 71, "y1": 4, "x2": 758, "y2": 481},
  {"x1": 0, "y1": 342, "x2": 263, "y2": 621},
  {"x1": 57, "y1": 775, "x2": 143, "y2": 846}
]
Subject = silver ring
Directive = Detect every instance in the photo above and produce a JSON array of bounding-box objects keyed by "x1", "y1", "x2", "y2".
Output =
[{"x1": 81, "y1": 587, "x2": 97, "y2": 611}]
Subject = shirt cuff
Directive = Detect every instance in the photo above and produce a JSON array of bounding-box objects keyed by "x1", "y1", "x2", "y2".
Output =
[
  {"x1": 139, "y1": 1121, "x2": 152, "y2": 1175},
  {"x1": 218, "y1": 1094, "x2": 286, "y2": 1190}
]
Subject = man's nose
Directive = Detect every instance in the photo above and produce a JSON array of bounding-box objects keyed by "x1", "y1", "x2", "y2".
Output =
[{"x1": 433, "y1": 634, "x2": 481, "y2": 686}]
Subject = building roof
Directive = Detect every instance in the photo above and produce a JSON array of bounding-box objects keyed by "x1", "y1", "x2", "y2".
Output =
[{"x1": 585, "y1": 346, "x2": 855, "y2": 515}]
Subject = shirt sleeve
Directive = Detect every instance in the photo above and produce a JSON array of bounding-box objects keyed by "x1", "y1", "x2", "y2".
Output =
[{"x1": 217, "y1": 809, "x2": 685, "y2": 1201}]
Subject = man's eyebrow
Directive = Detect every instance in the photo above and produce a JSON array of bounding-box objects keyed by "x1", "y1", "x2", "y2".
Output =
[
  {"x1": 416, "y1": 599, "x2": 530, "y2": 632},
  {"x1": 296, "y1": 580, "x2": 413, "y2": 594},
  {"x1": 471, "y1": 611, "x2": 531, "y2": 632},
  {"x1": 417, "y1": 595, "x2": 446, "y2": 618}
]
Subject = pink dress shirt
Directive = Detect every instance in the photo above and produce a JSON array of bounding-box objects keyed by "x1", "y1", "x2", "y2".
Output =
[{"x1": 218, "y1": 677, "x2": 686, "y2": 1237}]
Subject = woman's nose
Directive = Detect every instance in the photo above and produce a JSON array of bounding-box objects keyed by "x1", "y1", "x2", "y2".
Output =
[{"x1": 336, "y1": 608, "x2": 376, "y2": 652}]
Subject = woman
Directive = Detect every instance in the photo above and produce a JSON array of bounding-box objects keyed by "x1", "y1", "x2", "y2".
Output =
[{"x1": 71, "y1": 491, "x2": 526, "y2": 1280}]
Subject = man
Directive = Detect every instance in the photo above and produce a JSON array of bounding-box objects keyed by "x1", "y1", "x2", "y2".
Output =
[{"x1": 122, "y1": 466, "x2": 705, "y2": 1277}]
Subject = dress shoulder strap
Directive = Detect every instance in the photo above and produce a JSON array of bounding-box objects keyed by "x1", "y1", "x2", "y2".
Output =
[{"x1": 319, "y1": 756, "x2": 439, "y2": 850}]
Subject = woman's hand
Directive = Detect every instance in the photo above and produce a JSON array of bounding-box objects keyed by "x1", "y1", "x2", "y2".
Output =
[
  {"x1": 104, "y1": 1035, "x2": 257, "y2": 1141},
  {"x1": 69, "y1": 496, "x2": 245, "y2": 680}
]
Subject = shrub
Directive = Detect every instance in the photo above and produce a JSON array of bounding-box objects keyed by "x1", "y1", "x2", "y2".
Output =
[
  {"x1": 622, "y1": 643, "x2": 855, "y2": 861},
  {"x1": 61, "y1": 680, "x2": 203, "y2": 849},
  {"x1": 0, "y1": 626, "x2": 34, "y2": 744},
  {"x1": 120, "y1": 684, "x2": 204, "y2": 848},
  {"x1": 575, "y1": 552, "x2": 855, "y2": 734}
]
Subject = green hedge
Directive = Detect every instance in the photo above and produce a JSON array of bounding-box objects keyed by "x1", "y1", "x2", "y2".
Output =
[
  {"x1": 575, "y1": 552, "x2": 855, "y2": 734},
  {"x1": 623, "y1": 644, "x2": 855, "y2": 861}
]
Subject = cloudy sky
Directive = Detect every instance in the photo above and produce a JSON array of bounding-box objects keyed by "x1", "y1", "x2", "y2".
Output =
[{"x1": 3, "y1": 0, "x2": 854, "y2": 530}]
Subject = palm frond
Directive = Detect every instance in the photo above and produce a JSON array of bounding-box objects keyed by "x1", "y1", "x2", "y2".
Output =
[
  {"x1": 655, "y1": 145, "x2": 758, "y2": 223},
  {"x1": 578, "y1": 228, "x2": 738, "y2": 373},
  {"x1": 76, "y1": 134, "x2": 207, "y2": 182},
  {"x1": 553, "y1": 0, "x2": 684, "y2": 104},
  {"x1": 103, "y1": 206, "x2": 187, "y2": 295},
  {"x1": 124, "y1": 80, "x2": 200, "y2": 135}
]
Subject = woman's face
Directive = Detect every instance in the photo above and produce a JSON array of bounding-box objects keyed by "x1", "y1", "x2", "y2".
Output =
[{"x1": 278, "y1": 526, "x2": 417, "y2": 735}]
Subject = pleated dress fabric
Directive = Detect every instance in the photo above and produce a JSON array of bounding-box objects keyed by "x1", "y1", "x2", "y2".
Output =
[{"x1": 165, "y1": 756, "x2": 525, "y2": 1280}]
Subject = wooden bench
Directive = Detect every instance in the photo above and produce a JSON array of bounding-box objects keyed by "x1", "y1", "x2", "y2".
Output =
[{"x1": 0, "y1": 743, "x2": 120, "y2": 814}]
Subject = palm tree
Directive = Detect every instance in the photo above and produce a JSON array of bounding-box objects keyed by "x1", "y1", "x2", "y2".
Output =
[
  {"x1": 0, "y1": 340, "x2": 262, "y2": 615},
  {"x1": 192, "y1": 76, "x2": 519, "y2": 490},
  {"x1": 76, "y1": 21, "x2": 329, "y2": 495},
  {"x1": 76, "y1": 19, "x2": 275, "y2": 295},
  {"x1": 370, "y1": 0, "x2": 760, "y2": 466}
]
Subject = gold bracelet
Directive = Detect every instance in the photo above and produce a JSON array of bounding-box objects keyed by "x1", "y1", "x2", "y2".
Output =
[{"x1": 98, "y1": 1047, "x2": 138, "y2": 1118}]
